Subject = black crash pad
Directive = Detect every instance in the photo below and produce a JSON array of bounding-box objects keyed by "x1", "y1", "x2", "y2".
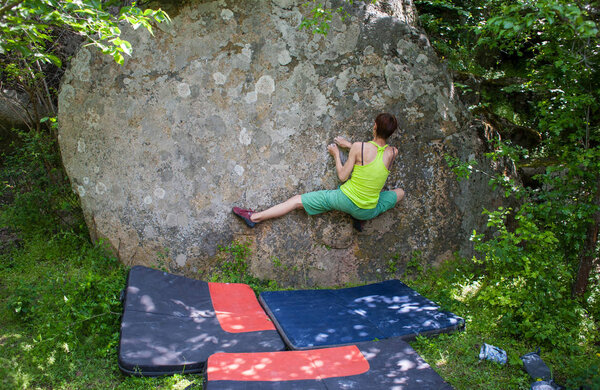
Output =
[
  {"x1": 118, "y1": 266, "x2": 285, "y2": 376},
  {"x1": 205, "y1": 337, "x2": 453, "y2": 389}
]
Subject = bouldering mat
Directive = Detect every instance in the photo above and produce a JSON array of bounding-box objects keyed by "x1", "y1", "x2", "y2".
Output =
[
  {"x1": 205, "y1": 337, "x2": 453, "y2": 389},
  {"x1": 259, "y1": 279, "x2": 464, "y2": 350},
  {"x1": 118, "y1": 266, "x2": 285, "y2": 376}
]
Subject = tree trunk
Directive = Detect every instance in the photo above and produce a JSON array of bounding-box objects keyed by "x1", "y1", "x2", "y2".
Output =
[{"x1": 573, "y1": 176, "x2": 600, "y2": 296}]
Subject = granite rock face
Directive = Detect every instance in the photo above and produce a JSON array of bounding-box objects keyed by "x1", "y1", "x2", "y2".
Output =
[{"x1": 58, "y1": 0, "x2": 502, "y2": 286}]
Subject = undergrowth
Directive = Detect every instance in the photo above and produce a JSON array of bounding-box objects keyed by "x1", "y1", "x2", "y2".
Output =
[
  {"x1": 210, "y1": 240, "x2": 281, "y2": 293},
  {"x1": 0, "y1": 130, "x2": 203, "y2": 389},
  {"x1": 406, "y1": 256, "x2": 600, "y2": 390},
  {"x1": 1, "y1": 127, "x2": 598, "y2": 389},
  {"x1": 0, "y1": 224, "x2": 205, "y2": 388}
]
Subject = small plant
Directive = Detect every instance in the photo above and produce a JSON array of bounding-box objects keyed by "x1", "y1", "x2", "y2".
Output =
[
  {"x1": 210, "y1": 240, "x2": 280, "y2": 293},
  {"x1": 272, "y1": 256, "x2": 282, "y2": 268},
  {"x1": 444, "y1": 155, "x2": 477, "y2": 181},
  {"x1": 386, "y1": 255, "x2": 399, "y2": 277},
  {"x1": 404, "y1": 250, "x2": 424, "y2": 278},
  {"x1": 212, "y1": 240, "x2": 254, "y2": 284},
  {"x1": 299, "y1": 1, "x2": 335, "y2": 36},
  {"x1": 155, "y1": 247, "x2": 171, "y2": 272},
  {"x1": 6, "y1": 282, "x2": 40, "y2": 322},
  {"x1": 299, "y1": 1, "x2": 377, "y2": 36},
  {"x1": 320, "y1": 243, "x2": 332, "y2": 250},
  {"x1": 444, "y1": 150, "x2": 523, "y2": 199}
]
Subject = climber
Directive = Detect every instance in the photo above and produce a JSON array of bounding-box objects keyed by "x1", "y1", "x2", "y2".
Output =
[{"x1": 233, "y1": 113, "x2": 405, "y2": 231}]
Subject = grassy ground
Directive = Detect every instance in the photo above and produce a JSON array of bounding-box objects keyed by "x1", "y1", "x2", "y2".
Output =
[
  {"x1": 1, "y1": 229, "x2": 598, "y2": 389},
  {"x1": 0, "y1": 204, "x2": 598, "y2": 389},
  {"x1": 0, "y1": 231, "x2": 204, "y2": 389},
  {"x1": 405, "y1": 260, "x2": 600, "y2": 389}
]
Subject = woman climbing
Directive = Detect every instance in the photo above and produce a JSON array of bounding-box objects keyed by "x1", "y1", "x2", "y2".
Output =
[{"x1": 233, "y1": 113, "x2": 405, "y2": 231}]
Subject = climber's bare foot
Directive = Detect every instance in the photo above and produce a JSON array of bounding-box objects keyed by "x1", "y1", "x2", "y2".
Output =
[{"x1": 334, "y1": 136, "x2": 352, "y2": 149}]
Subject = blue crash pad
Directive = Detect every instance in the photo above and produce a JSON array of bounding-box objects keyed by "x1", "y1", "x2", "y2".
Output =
[{"x1": 259, "y1": 279, "x2": 464, "y2": 350}]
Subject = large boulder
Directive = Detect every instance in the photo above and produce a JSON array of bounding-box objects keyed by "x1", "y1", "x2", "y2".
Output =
[{"x1": 58, "y1": 0, "x2": 502, "y2": 286}]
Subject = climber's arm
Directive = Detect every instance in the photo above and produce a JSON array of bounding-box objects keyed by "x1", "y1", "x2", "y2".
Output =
[
  {"x1": 328, "y1": 142, "x2": 358, "y2": 182},
  {"x1": 334, "y1": 136, "x2": 352, "y2": 149}
]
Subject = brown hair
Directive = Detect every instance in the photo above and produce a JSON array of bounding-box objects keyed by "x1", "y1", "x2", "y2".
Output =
[{"x1": 375, "y1": 113, "x2": 398, "y2": 139}]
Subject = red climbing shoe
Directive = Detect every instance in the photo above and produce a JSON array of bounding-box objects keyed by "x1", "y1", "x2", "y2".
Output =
[{"x1": 233, "y1": 207, "x2": 256, "y2": 228}]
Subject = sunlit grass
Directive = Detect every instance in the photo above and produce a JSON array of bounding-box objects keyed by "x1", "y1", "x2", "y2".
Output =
[
  {"x1": 1, "y1": 216, "x2": 598, "y2": 389},
  {"x1": 0, "y1": 233, "x2": 204, "y2": 390},
  {"x1": 451, "y1": 279, "x2": 483, "y2": 302},
  {"x1": 404, "y1": 256, "x2": 600, "y2": 389}
]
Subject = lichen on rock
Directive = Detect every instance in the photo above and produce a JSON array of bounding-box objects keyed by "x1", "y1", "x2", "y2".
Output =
[{"x1": 58, "y1": 0, "x2": 505, "y2": 286}]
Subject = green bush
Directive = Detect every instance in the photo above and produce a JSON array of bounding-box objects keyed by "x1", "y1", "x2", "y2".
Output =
[
  {"x1": 407, "y1": 253, "x2": 600, "y2": 389},
  {"x1": 0, "y1": 129, "x2": 84, "y2": 238},
  {"x1": 0, "y1": 126, "x2": 204, "y2": 389},
  {"x1": 471, "y1": 205, "x2": 595, "y2": 348}
]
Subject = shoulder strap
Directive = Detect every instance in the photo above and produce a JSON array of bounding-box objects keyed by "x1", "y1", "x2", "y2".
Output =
[
  {"x1": 361, "y1": 142, "x2": 364, "y2": 165},
  {"x1": 387, "y1": 147, "x2": 397, "y2": 170},
  {"x1": 368, "y1": 140, "x2": 388, "y2": 152}
]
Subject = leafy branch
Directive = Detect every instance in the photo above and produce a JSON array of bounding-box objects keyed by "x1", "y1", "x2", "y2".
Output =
[
  {"x1": 0, "y1": 1, "x2": 170, "y2": 66},
  {"x1": 299, "y1": 0, "x2": 377, "y2": 36}
]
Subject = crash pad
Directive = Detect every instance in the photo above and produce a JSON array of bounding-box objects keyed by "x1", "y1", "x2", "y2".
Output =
[
  {"x1": 259, "y1": 279, "x2": 464, "y2": 350},
  {"x1": 205, "y1": 338, "x2": 453, "y2": 389},
  {"x1": 118, "y1": 266, "x2": 285, "y2": 376}
]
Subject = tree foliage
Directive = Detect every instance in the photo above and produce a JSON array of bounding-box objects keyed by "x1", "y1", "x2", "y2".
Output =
[
  {"x1": 419, "y1": 0, "x2": 599, "y2": 352},
  {"x1": 479, "y1": 0, "x2": 599, "y2": 298},
  {"x1": 0, "y1": 0, "x2": 169, "y2": 135},
  {"x1": 0, "y1": 0, "x2": 169, "y2": 65},
  {"x1": 0, "y1": 0, "x2": 170, "y2": 217},
  {"x1": 299, "y1": 0, "x2": 377, "y2": 35}
]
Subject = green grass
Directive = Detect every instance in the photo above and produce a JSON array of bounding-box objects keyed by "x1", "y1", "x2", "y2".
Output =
[
  {"x1": 2, "y1": 230, "x2": 598, "y2": 389},
  {"x1": 0, "y1": 231, "x2": 203, "y2": 389},
  {"x1": 1, "y1": 212, "x2": 598, "y2": 389},
  {"x1": 405, "y1": 259, "x2": 600, "y2": 390}
]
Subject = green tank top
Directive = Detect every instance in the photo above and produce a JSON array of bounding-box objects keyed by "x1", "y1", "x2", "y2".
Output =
[{"x1": 340, "y1": 141, "x2": 390, "y2": 209}]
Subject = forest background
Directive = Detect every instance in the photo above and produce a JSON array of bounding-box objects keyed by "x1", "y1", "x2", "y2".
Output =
[{"x1": 0, "y1": 0, "x2": 598, "y2": 389}]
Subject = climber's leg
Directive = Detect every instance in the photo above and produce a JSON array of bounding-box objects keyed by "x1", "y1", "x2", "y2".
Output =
[
  {"x1": 250, "y1": 195, "x2": 303, "y2": 223},
  {"x1": 393, "y1": 188, "x2": 405, "y2": 203}
]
